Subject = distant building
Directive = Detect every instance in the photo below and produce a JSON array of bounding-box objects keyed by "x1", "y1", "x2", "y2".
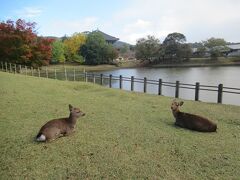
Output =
[
  {"x1": 226, "y1": 43, "x2": 240, "y2": 57},
  {"x1": 191, "y1": 43, "x2": 240, "y2": 57},
  {"x1": 83, "y1": 30, "x2": 119, "y2": 44}
]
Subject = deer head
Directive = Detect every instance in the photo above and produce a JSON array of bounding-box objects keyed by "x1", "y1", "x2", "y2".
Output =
[
  {"x1": 171, "y1": 99, "x2": 184, "y2": 112},
  {"x1": 69, "y1": 104, "x2": 85, "y2": 118}
]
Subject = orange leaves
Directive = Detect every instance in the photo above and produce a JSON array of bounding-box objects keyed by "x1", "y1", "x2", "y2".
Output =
[{"x1": 0, "y1": 19, "x2": 53, "y2": 67}]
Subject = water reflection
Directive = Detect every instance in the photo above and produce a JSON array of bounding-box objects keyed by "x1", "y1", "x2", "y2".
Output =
[{"x1": 96, "y1": 66, "x2": 240, "y2": 106}]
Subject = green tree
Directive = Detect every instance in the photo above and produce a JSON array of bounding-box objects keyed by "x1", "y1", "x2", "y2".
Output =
[
  {"x1": 203, "y1": 37, "x2": 228, "y2": 60},
  {"x1": 135, "y1": 35, "x2": 161, "y2": 63},
  {"x1": 79, "y1": 32, "x2": 118, "y2": 65},
  {"x1": 177, "y1": 44, "x2": 192, "y2": 61},
  {"x1": 163, "y1": 32, "x2": 191, "y2": 61},
  {"x1": 51, "y1": 40, "x2": 65, "y2": 63},
  {"x1": 119, "y1": 44, "x2": 129, "y2": 54},
  {"x1": 63, "y1": 33, "x2": 86, "y2": 63},
  {"x1": 163, "y1": 32, "x2": 186, "y2": 45},
  {"x1": 196, "y1": 43, "x2": 207, "y2": 57}
]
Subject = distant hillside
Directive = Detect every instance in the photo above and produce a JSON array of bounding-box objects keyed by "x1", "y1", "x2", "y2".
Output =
[
  {"x1": 43, "y1": 36, "x2": 61, "y2": 40},
  {"x1": 113, "y1": 41, "x2": 133, "y2": 49},
  {"x1": 43, "y1": 35, "x2": 134, "y2": 50}
]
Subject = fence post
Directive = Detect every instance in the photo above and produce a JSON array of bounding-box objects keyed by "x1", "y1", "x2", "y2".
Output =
[
  {"x1": 5, "y1": 62, "x2": 7, "y2": 72},
  {"x1": 25, "y1": 66, "x2": 27, "y2": 75},
  {"x1": 143, "y1": 77, "x2": 147, "y2": 93},
  {"x1": 19, "y1": 65, "x2": 22, "y2": 74},
  {"x1": 100, "y1": 74, "x2": 103, "y2": 85},
  {"x1": 31, "y1": 67, "x2": 33, "y2": 76},
  {"x1": 175, "y1": 81, "x2": 179, "y2": 98},
  {"x1": 73, "y1": 68, "x2": 76, "y2": 81},
  {"x1": 64, "y1": 67, "x2": 67, "y2": 80},
  {"x1": 217, "y1": 84, "x2": 223, "y2": 103},
  {"x1": 119, "y1": 75, "x2": 122, "y2": 89},
  {"x1": 93, "y1": 74, "x2": 95, "y2": 84},
  {"x1": 54, "y1": 68, "x2": 57, "y2": 79},
  {"x1": 131, "y1": 76, "x2": 134, "y2": 91},
  {"x1": 38, "y1": 67, "x2": 40, "y2": 77},
  {"x1": 195, "y1": 82, "x2": 200, "y2": 101},
  {"x1": 109, "y1": 74, "x2": 112, "y2": 88},
  {"x1": 158, "y1": 79, "x2": 162, "y2": 95},
  {"x1": 45, "y1": 67, "x2": 48, "y2": 78},
  {"x1": 85, "y1": 72, "x2": 88, "y2": 82},
  {"x1": 1, "y1": 62, "x2": 3, "y2": 71},
  {"x1": 10, "y1": 63, "x2": 12, "y2": 73},
  {"x1": 14, "y1": 64, "x2": 16, "y2": 74}
]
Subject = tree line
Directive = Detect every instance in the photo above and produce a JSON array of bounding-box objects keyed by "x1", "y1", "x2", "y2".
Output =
[
  {"x1": 0, "y1": 19, "x2": 230, "y2": 67},
  {"x1": 135, "y1": 33, "x2": 229, "y2": 64},
  {"x1": 0, "y1": 19, "x2": 53, "y2": 67},
  {"x1": 0, "y1": 19, "x2": 118, "y2": 67}
]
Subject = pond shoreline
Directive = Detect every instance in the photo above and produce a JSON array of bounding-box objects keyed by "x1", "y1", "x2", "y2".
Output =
[
  {"x1": 150, "y1": 62, "x2": 240, "y2": 68},
  {"x1": 48, "y1": 60, "x2": 240, "y2": 72}
]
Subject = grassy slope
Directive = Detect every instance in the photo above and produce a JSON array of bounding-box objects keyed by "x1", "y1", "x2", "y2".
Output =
[
  {"x1": 48, "y1": 60, "x2": 141, "y2": 72},
  {"x1": 49, "y1": 64, "x2": 119, "y2": 72},
  {"x1": 0, "y1": 72, "x2": 240, "y2": 179}
]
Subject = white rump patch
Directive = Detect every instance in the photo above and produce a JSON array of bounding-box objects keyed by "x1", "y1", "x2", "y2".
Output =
[{"x1": 36, "y1": 134, "x2": 46, "y2": 142}]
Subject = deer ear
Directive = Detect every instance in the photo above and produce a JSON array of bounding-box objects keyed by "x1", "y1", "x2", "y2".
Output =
[
  {"x1": 69, "y1": 104, "x2": 73, "y2": 111},
  {"x1": 179, "y1": 101, "x2": 184, "y2": 106}
]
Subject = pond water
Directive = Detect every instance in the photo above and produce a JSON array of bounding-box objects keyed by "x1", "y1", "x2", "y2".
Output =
[{"x1": 95, "y1": 66, "x2": 240, "y2": 106}]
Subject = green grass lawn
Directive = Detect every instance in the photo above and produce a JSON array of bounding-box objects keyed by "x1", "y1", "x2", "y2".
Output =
[
  {"x1": 189, "y1": 57, "x2": 240, "y2": 64},
  {"x1": 47, "y1": 60, "x2": 141, "y2": 72},
  {"x1": 153, "y1": 57, "x2": 240, "y2": 68},
  {"x1": 0, "y1": 71, "x2": 240, "y2": 179},
  {"x1": 48, "y1": 63, "x2": 119, "y2": 72}
]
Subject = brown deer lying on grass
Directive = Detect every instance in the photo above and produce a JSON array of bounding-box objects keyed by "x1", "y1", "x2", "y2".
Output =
[
  {"x1": 36, "y1": 104, "x2": 85, "y2": 142},
  {"x1": 171, "y1": 100, "x2": 217, "y2": 132}
]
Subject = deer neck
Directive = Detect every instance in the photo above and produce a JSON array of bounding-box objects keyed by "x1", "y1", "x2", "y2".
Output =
[
  {"x1": 172, "y1": 109, "x2": 180, "y2": 119},
  {"x1": 68, "y1": 114, "x2": 78, "y2": 125}
]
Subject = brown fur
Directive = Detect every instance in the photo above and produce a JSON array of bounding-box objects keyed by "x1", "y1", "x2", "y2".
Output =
[
  {"x1": 36, "y1": 104, "x2": 85, "y2": 142},
  {"x1": 171, "y1": 100, "x2": 217, "y2": 132}
]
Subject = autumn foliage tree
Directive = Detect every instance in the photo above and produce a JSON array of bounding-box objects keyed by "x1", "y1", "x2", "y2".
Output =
[
  {"x1": 63, "y1": 33, "x2": 86, "y2": 63},
  {"x1": 0, "y1": 19, "x2": 53, "y2": 67}
]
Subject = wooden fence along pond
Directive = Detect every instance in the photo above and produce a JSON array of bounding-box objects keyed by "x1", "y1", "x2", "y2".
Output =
[{"x1": 1, "y1": 62, "x2": 240, "y2": 105}]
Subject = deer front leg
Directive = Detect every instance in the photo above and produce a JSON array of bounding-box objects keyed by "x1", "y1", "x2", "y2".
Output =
[{"x1": 64, "y1": 128, "x2": 75, "y2": 136}]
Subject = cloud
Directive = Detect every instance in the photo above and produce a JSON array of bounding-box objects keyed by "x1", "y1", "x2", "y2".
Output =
[
  {"x1": 33, "y1": 0, "x2": 240, "y2": 44},
  {"x1": 15, "y1": 7, "x2": 42, "y2": 18},
  {"x1": 123, "y1": 19, "x2": 152, "y2": 33},
  {"x1": 112, "y1": 0, "x2": 240, "y2": 44},
  {"x1": 41, "y1": 17, "x2": 99, "y2": 37}
]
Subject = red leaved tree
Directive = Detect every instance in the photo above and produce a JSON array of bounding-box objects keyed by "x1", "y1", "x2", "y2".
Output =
[{"x1": 0, "y1": 19, "x2": 53, "y2": 67}]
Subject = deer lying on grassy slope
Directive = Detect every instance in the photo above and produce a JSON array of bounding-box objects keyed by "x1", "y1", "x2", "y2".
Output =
[
  {"x1": 36, "y1": 104, "x2": 85, "y2": 142},
  {"x1": 171, "y1": 100, "x2": 217, "y2": 132}
]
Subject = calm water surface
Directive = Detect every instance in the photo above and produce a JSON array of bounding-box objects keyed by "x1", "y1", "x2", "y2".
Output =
[{"x1": 96, "y1": 66, "x2": 240, "y2": 106}]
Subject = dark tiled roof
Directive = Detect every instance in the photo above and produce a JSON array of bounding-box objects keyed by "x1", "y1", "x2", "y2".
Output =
[{"x1": 94, "y1": 30, "x2": 119, "y2": 41}]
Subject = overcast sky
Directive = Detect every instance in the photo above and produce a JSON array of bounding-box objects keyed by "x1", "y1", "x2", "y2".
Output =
[{"x1": 1, "y1": 0, "x2": 240, "y2": 44}]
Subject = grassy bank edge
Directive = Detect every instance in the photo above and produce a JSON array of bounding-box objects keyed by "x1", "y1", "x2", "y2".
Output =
[{"x1": 48, "y1": 57, "x2": 240, "y2": 71}]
